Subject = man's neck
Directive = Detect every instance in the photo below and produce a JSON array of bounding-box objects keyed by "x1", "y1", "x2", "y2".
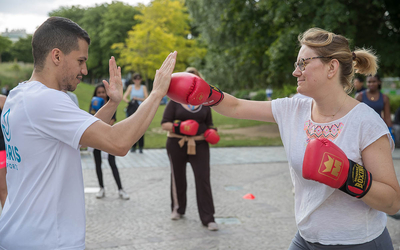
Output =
[{"x1": 29, "y1": 70, "x2": 60, "y2": 90}]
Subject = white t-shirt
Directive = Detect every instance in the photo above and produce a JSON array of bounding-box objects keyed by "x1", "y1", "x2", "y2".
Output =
[
  {"x1": 0, "y1": 81, "x2": 99, "y2": 250},
  {"x1": 272, "y1": 97, "x2": 393, "y2": 245}
]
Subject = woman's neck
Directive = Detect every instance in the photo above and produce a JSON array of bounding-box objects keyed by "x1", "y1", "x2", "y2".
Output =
[{"x1": 312, "y1": 91, "x2": 350, "y2": 122}]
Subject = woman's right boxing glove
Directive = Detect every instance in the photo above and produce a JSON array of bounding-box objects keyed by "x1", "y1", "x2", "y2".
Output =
[{"x1": 168, "y1": 72, "x2": 224, "y2": 106}]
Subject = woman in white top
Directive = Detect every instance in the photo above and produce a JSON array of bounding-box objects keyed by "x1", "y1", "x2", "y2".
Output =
[
  {"x1": 123, "y1": 73, "x2": 149, "y2": 153},
  {"x1": 211, "y1": 28, "x2": 400, "y2": 249}
]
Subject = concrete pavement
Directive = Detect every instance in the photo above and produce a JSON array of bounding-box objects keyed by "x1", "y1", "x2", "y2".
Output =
[{"x1": 81, "y1": 147, "x2": 400, "y2": 250}]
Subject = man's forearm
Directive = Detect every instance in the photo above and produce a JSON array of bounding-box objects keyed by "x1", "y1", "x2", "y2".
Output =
[
  {"x1": 94, "y1": 100, "x2": 120, "y2": 124},
  {"x1": 111, "y1": 91, "x2": 164, "y2": 148}
]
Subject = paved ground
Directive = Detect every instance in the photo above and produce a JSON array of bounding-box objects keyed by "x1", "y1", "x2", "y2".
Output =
[{"x1": 80, "y1": 147, "x2": 400, "y2": 250}]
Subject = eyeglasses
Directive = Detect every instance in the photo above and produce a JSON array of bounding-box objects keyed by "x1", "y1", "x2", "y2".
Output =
[{"x1": 294, "y1": 56, "x2": 332, "y2": 71}]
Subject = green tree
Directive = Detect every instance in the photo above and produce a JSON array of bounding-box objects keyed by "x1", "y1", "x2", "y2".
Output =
[
  {"x1": 0, "y1": 36, "x2": 12, "y2": 63},
  {"x1": 49, "y1": 5, "x2": 86, "y2": 22},
  {"x1": 49, "y1": 2, "x2": 140, "y2": 82},
  {"x1": 9, "y1": 35, "x2": 33, "y2": 63},
  {"x1": 112, "y1": 0, "x2": 206, "y2": 89},
  {"x1": 186, "y1": 0, "x2": 400, "y2": 92}
]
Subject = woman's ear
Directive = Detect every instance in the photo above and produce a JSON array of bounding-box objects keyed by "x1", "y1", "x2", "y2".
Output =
[{"x1": 327, "y1": 59, "x2": 339, "y2": 79}]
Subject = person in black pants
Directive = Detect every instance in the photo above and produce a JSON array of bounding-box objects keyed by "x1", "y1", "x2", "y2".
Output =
[
  {"x1": 89, "y1": 84, "x2": 129, "y2": 200},
  {"x1": 161, "y1": 67, "x2": 219, "y2": 231}
]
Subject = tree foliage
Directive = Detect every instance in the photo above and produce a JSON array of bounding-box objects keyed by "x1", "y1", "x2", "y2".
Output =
[
  {"x1": 9, "y1": 35, "x2": 33, "y2": 63},
  {"x1": 186, "y1": 0, "x2": 400, "y2": 92},
  {"x1": 112, "y1": 0, "x2": 206, "y2": 87},
  {"x1": 0, "y1": 36, "x2": 12, "y2": 63},
  {"x1": 50, "y1": 2, "x2": 140, "y2": 82}
]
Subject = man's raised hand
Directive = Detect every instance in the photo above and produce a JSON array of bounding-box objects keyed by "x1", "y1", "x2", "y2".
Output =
[
  {"x1": 152, "y1": 51, "x2": 177, "y2": 97},
  {"x1": 103, "y1": 56, "x2": 123, "y2": 104}
]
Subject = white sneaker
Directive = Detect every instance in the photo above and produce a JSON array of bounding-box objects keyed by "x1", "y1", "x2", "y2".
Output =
[
  {"x1": 170, "y1": 211, "x2": 182, "y2": 220},
  {"x1": 96, "y1": 188, "x2": 105, "y2": 199},
  {"x1": 207, "y1": 222, "x2": 219, "y2": 231},
  {"x1": 118, "y1": 189, "x2": 130, "y2": 200}
]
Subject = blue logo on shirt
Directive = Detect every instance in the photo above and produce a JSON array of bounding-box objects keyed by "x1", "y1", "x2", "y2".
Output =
[
  {"x1": 2, "y1": 109, "x2": 11, "y2": 142},
  {"x1": 2, "y1": 109, "x2": 21, "y2": 169}
]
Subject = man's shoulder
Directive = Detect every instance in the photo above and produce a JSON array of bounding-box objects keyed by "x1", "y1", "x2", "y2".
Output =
[{"x1": 23, "y1": 82, "x2": 67, "y2": 99}]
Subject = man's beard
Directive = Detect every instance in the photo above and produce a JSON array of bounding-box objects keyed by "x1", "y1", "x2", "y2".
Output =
[{"x1": 60, "y1": 75, "x2": 77, "y2": 92}]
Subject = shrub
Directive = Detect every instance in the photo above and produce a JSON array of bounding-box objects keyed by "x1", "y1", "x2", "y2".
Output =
[
  {"x1": 234, "y1": 89, "x2": 251, "y2": 99},
  {"x1": 389, "y1": 95, "x2": 400, "y2": 114},
  {"x1": 10, "y1": 63, "x2": 21, "y2": 72},
  {"x1": 0, "y1": 62, "x2": 33, "y2": 89},
  {"x1": 251, "y1": 90, "x2": 267, "y2": 101}
]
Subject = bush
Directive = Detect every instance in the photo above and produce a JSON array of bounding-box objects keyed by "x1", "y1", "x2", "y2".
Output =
[
  {"x1": 389, "y1": 94, "x2": 400, "y2": 114},
  {"x1": 10, "y1": 63, "x2": 21, "y2": 72},
  {"x1": 0, "y1": 62, "x2": 33, "y2": 89},
  {"x1": 251, "y1": 90, "x2": 267, "y2": 101},
  {"x1": 234, "y1": 89, "x2": 251, "y2": 99},
  {"x1": 271, "y1": 84, "x2": 298, "y2": 99}
]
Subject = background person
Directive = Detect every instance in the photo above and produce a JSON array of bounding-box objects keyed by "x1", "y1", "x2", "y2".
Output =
[
  {"x1": 0, "y1": 16, "x2": 177, "y2": 250},
  {"x1": 89, "y1": 84, "x2": 129, "y2": 200},
  {"x1": 161, "y1": 67, "x2": 220, "y2": 231},
  {"x1": 168, "y1": 28, "x2": 400, "y2": 249},
  {"x1": 355, "y1": 74, "x2": 394, "y2": 142},
  {"x1": 0, "y1": 94, "x2": 7, "y2": 208},
  {"x1": 64, "y1": 90, "x2": 79, "y2": 106},
  {"x1": 123, "y1": 73, "x2": 148, "y2": 153},
  {"x1": 353, "y1": 76, "x2": 366, "y2": 94}
]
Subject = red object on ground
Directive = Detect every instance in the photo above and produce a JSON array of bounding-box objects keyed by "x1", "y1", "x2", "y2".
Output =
[{"x1": 243, "y1": 193, "x2": 255, "y2": 200}]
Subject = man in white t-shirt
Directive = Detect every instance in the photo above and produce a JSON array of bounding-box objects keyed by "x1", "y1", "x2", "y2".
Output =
[{"x1": 0, "y1": 17, "x2": 177, "y2": 250}]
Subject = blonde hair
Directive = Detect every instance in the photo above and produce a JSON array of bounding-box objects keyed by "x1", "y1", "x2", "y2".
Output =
[
  {"x1": 298, "y1": 28, "x2": 378, "y2": 93},
  {"x1": 186, "y1": 67, "x2": 205, "y2": 79}
]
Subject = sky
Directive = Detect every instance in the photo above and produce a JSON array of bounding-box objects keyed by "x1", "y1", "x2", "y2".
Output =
[{"x1": 0, "y1": 0, "x2": 151, "y2": 35}]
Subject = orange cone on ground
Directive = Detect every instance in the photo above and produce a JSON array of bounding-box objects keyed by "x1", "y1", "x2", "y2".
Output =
[{"x1": 243, "y1": 193, "x2": 255, "y2": 200}]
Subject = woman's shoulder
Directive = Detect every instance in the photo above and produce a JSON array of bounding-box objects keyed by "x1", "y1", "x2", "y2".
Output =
[
  {"x1": 125, "y1": 84, "x2": 133, "y2": 91},
  {"x1": 382, "y1": 93, "x2": 390, "y2": 102},
  {"x1": 351, "y1": 102, "x2": 383, "y2": 120}
]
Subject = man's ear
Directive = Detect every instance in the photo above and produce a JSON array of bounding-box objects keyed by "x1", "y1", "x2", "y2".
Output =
[
  {"x1": 327, "y1": 59, "x2": 340, "y2": 79},
  {"x1": 51, "y1": 48, "x2": 62, "y2": 66}
]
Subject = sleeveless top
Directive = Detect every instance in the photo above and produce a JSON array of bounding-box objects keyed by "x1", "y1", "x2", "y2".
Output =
[
  {"x1": 130, "y1": 85, "x2": 144, "y2": 105},
  {"x1": 361, "y1": 90, "x2": 384, "y2": 115}
]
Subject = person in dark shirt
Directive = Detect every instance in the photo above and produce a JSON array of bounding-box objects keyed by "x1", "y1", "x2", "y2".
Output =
[
  {"x1": 355, "y1": 74, "x2": 393, "y2": 142},
  {"x1": 161, "y1": 67, "x2": 219, "y2": 231}
]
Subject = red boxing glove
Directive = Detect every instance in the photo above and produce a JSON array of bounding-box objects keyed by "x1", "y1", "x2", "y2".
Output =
[
  {"x1": 168, "y1": 72, "x2": 224, "y2": 106},
  {"x1": 302, "y1": 138, "x2": 372, "y2": 198},
  {"x1": 204, "y1": 128, "x2": 220, "y2": 144},
  {"x1": 202, "y1": 85, "x2": 224, "y2": 107},
  {"x1": 173, "y1": 119, "x2": 199, "y2": 136},
  {"x1": 168, "y1": 72, "x2": 210, "y2": 105}
]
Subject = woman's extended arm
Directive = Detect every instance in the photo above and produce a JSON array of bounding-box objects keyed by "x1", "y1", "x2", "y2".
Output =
[{"x1": 212, "y1": 93, "x2": 276, "y2": 123}]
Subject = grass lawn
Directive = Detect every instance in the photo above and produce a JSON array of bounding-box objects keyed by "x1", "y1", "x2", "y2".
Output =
[{"x1": 74, "y1": 82, "x2": 283, "y2": 149}]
